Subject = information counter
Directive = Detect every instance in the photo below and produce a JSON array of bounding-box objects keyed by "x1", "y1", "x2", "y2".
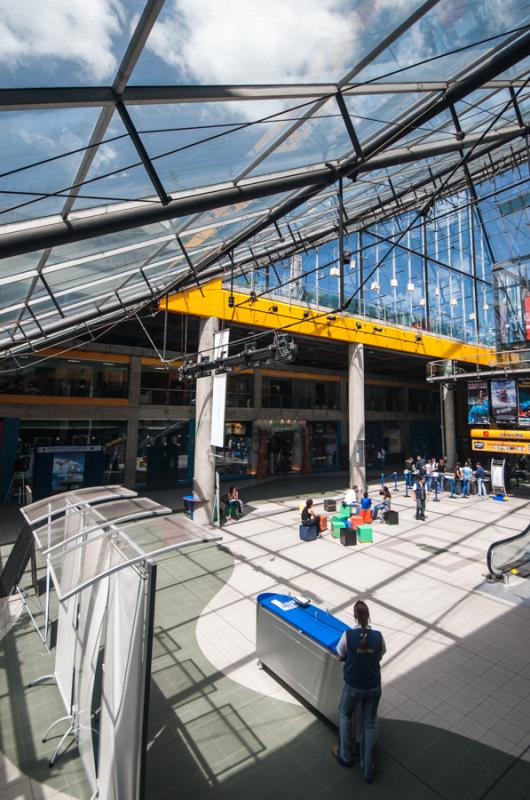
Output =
[{"x1": 256, "y1": 592, "x2": 350, "y2": 726}]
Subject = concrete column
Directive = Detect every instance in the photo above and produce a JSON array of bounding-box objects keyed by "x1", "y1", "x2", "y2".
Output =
[
  {"x1": 253, "y1": 368, "x2": 262, "y2": 409},
  {"x1": 123, "y1": 356, "x2": 142, "y2": 488},
  {"x1": 348, "y1": 343, "x2": 366, "y2": 487},
  {"x1": 193, "y1": 317, "x2": 219, "y2": 525},
  {"x1": 442, "y1": 385, "x2": 456, "y2": 469},
  {"x1": 128, "y1": 355, "x2": 142, "y2": 408}
]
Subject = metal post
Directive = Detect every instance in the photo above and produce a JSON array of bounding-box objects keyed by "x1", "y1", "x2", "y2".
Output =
[
  {"x1": 405, "y1": 472, "x2": 410, "y2": 497},
  {"x1": 338, "y1": 177, "x2": 345, "y2": 309},
  {"x1": 393, "y1": 472, "x2": 398, "y2": 491},
  {"x1": 380, "y1": 472, "x2": 385, "y2": 487}
]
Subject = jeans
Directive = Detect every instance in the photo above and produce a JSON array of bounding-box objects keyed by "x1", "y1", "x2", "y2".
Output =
[
  {"x1": 477, "y1": 477, "x2": 487, "y2": 496},
  {"x1": 338, "y1": 683, "x2": 381, "y2": 779},
  {"x1": 372, "y1": 503, "x2": 386, "y2": 520},
  {"x1": 416, "y1": 497, "x2": 426, "y2": 519},
  {"x1": 463, "y1": 479, "x2": 470, "y2": 497}
]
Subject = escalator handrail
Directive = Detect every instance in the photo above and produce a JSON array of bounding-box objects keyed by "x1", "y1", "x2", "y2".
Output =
[{"x1": 487, "y1": 522, "x2": 530, "y2": 577}]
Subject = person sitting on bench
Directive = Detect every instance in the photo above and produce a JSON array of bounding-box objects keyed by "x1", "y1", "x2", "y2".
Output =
[
  {"x1": 372, "y1": 485, "x2": 391, "y2": 522},
  {"x1": 301, "y1": 499, "x2": 322, "y2": 536},
  {"x1": 228, "y1": 485, "x2": 243, "y2": 519}
]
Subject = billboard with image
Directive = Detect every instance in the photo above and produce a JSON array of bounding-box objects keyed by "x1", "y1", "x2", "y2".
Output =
[
  {"x1": 467, "y1": 380, "x2": 490, "y2": 425},
  {"x1": 518, "y1": 379, "x2": 530, "y2": 427},
  {"x1": 490, "y1": 379, "x2": 517, "y2": 425}
]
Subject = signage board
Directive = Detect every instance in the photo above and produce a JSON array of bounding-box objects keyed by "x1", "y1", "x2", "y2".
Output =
[
  {"x1": 467, "y1": 380, "x2": 490, "y2": 424},
  {"x1": 472, "y1": 439, "x2": 530, "y2": 455},
  {"x1": 490, "y1": 379, "x2": 518, "y2": 425},
  {"x1": 471, "y1": 428, "x2": 530, "y2": 441},
  {"x1": 518, "y1": 379, "x2": 530, "y2": 427}
]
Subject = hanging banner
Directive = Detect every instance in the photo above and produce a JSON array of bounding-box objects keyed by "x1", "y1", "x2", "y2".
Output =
[
  {"x1": 471, "y1": 427, "x2": 530, "y2": 441},
  {"x1": 525, "y1": 295, "x2": 530, "y2": 340},
  {"x1": 490, "y1": 379, "x2": 518, "y2": 425},
  {"x1": 467, "y1": 380, "x2": 490, "y2": 425},
  {"x1": 473, "y1": 440, "x2": 530, "y2": 455},
  {"x1": 518, "y1": 379, "x2": 530, "y2": 427}
]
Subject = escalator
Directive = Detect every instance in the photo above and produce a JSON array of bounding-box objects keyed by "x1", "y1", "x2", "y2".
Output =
[{"x1": 487, "y1": 523, "x2": 530, "y2": 579}]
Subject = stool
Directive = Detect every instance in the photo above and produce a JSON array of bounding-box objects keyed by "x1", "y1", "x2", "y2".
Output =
[
  {"x1": 299, "y1": 524, "x2": 318, "y2": 541},
  {"x1": 360, "y1": 508, "x2": 372, "y2": 524},
  {"x1": 357, "y1": 524, "x2": 373, "y2": 543},
  {"x1": 385, "y1": 510, "x2": 399, "y2": 525},
  {"x1": 350, "y1": 515, "x2": 363, "y2": 529},
  {"x1": 331, "y1": 519, "x2": 347, "y2": 538},
  {"x1": 340, "y1": 528, "x2": 357, "y2": 547},
  {"x1": 323, "y1": 498, "x2": 337, "y2": 512},
  {"x1": 319, "y1": 513, "x2": 328, "y2": 532}
]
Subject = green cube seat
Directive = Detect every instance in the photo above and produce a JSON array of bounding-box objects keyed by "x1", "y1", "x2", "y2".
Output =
[{"x1": 357, "y1": 524, "x2": 373, "y2": 543}]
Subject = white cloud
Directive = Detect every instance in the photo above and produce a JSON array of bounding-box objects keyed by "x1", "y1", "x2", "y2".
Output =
[
  {"x1": 0, "y1": 0, "x2": 124, "y2": 82},
  {"x1": 148, "y1": 0, "x2": 359, "y2": 87}
]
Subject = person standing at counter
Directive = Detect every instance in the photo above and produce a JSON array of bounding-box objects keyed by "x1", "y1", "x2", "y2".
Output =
[{"x1": 332, "y1": 600, "x2": 386, "y2": 783}]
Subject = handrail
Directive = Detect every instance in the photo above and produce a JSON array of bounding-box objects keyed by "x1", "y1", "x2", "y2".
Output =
[{"x1": 487, "y1": 522, "x2": 530, "y2": 577}]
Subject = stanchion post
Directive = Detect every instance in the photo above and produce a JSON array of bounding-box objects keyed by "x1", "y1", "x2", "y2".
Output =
[
  {"x1": 380, "y1": 473, "x2": 385, "y2": 487},
  {"x1": 450, "y1": 478, "x2": 454, "y2": 498},
  {"x1": 404, "y1": 471, "x2": 409, "y2": 497},
  {"x1": 393, "y1": 472, "x2": 398, "y2": 491},
  {"x1": 433, "y1": 478, "x2": 439, "y2": 502}
]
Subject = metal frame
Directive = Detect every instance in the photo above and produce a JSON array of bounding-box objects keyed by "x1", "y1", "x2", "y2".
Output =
[{"x1": 0, "y1": 4, "x2": 529, "y2": 356}]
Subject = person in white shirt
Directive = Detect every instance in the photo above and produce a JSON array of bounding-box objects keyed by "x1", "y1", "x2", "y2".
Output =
[{"x1": 343, "y1": 485, "x2": 359, "y2": 512}]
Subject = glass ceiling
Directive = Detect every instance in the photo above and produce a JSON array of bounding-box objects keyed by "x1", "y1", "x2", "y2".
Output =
[{"x1": 0, "y1": 0, "x2": 529, "y2": 357}]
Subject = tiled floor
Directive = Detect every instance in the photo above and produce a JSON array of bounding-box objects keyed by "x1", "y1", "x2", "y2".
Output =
[{"x1": 2, "y1": 481, "x2": 530, "y2": 799}]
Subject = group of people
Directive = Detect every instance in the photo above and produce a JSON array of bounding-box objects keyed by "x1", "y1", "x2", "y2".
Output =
[
  {"x1": 343, "y1": 484, "x2": 392, "y2": 523},
  {"x1": 405, "y1": 454, "x2": 489, "y2": 497}
]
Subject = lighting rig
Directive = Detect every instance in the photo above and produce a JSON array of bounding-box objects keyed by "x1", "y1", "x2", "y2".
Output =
[{"x1": 178, "y1": 332, "x2": 298, "y2": 379}]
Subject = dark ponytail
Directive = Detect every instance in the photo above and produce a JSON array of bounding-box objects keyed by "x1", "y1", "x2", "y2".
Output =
[{"x1": 354, "y1": 600, "x2": 370, "y2": 648}]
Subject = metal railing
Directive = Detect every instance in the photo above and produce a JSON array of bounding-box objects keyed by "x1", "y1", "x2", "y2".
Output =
[{"x1": 427, "y1": 347, "x2": 530, "y2": 382}]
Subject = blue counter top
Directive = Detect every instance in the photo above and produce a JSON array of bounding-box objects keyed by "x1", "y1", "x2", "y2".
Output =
[{"x1": 257, "y1": 592, "x2": 350, "y2": 653}]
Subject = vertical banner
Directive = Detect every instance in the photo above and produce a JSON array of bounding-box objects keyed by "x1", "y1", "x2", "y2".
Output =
[
  {"x1": 490, "y1": 379, "x2": 517, "y2": 425},
  {"x1": 525, "y1": 295, "x2": 530, "y2": 340},
  {"x1": 211, "y1": 373, "x2": 227, "y2": 447},
  {"x1": 98, "y1": 563, "x2": 146, "y2": 800},
  {"x1": 211, "y1": 330, "x2": 230, "y2": 448},
  {"x1": 467, "y1": 380, "x2": 490, "y2": 424},
  {"x1": 518, "y1": 379, "x2": 530, "y2": 427}
]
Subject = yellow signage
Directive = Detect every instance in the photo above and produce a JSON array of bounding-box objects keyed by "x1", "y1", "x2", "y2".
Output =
[
  {"x1": 472, "y1": 439, "x2": 530, "y2": 455},
  {"x1": 471, "y1": 428, "x2": 530, "y2": 441}
]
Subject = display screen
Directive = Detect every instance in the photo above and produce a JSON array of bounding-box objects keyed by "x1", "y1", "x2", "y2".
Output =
[
  {"x1": 490, "y1": 379, "x2": 518, "y2": 425},
  {"x1": 467, "y1": 380, "x2": 490, "y2": 425}
]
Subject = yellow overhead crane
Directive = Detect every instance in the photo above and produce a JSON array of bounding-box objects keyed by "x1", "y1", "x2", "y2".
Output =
[{"x1": 164, "y1": 278, "x2": 494, "y2": 365}]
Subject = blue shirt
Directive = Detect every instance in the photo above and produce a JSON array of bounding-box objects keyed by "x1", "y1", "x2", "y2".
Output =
[
  {"x1": 361, "y1": 497, "x2": 372, "y2": 509},
  {"x1": 463, "y1": 466, "x2": 473, "y2": 480}
]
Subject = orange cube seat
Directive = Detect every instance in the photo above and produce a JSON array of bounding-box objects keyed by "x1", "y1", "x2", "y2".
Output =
[
  {"x1": 360, "y1": 508, "x2": 372, "y2": 524},
  {"x1": 350, "y1": 515, "x2": 363, "y2": 529}
]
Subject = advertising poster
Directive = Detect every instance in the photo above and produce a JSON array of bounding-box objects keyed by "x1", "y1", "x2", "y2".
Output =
[
  {"x1": 467, "y1": 380, "x2": 490, "y2": 424},
  {"x1": 518, "y1": 379, "x2": 530, "y2": 427},
  {"x1": 525, "y1": 295, "x2": 530, "y2": 340},
  {"x1": 490, "y1": 379, "x2": 517, "y2": 425},
  {"x1": 51, "y1": 453, "x2": 85, "y2": 492}
]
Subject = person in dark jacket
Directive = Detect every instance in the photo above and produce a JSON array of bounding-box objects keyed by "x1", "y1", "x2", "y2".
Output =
[
  {"x1": 301, "y1": 498, "x2": 322, "y2": 535},
  {"x1": 332, "y1": 600, "x2": 386, "y2": 782}
]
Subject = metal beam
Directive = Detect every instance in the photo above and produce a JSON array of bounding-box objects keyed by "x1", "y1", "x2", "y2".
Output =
[
  {"x1": 2, "y1": 80, "x2": 528, "y2": 111},
  {"x1": 116, "y1": 100, "x2": 170, "y2": 205},
  {"x1": 335, "y1": 92, "x2": 364, "y2": 159},
  {"x1": 1, "y1": 120, "x2": 528, "y2": 262}
]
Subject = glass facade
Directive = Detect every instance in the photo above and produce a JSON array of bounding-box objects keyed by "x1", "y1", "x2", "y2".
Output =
[
  {"x1": 17, "y1": 419, "x2": 127, "y2": 483},
  {"x1": 0, "y1": 356, "x2": 128, "y2": 398},
  {"x1": 136, "y1": 420, "x2": 190, "y2": 489},
  {"x1": 262, "y1": 375, "x2": 340, "y2": 410}
]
